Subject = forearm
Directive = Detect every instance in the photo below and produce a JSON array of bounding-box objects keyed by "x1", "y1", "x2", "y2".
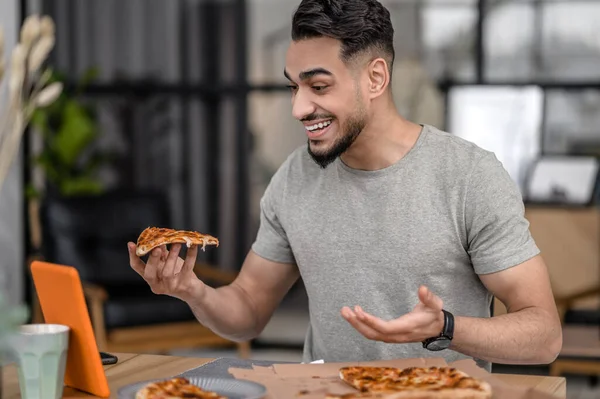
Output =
[
  {"x1": 182, "y1": 281, "x2": 260, "y2": 342},
  {"x1": 449, "y1": 307, "x2": 562, "y2": 365}
]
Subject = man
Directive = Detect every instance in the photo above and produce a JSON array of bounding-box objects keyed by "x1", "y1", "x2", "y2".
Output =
[{"x1": 128, "y1": 0, "x2": 562, "y2": 371}]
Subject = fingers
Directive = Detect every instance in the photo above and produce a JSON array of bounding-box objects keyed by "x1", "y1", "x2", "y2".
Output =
[
  {"x1": 418, "y1": 285, "x2": 443, "y2": 311},
  {"x1": 341, "y1": 306, "x2": 386, "y2": 342},
  {"x1": 144, "y1": 247, "x2": 163, "y2": 283},
  {"x1": 181, "y1": 245, "x2": 198, "y2": 274},
  {"x1": 353, "y1": 306, "x2": 414, "y2": 337},
  {"x1": 353, "y1": 306, "x2": 396, "y2": 335},
  {"x1": 128, "y1": 242, "x2": 145, "y2": 276},
  {"x1": 343, "y1": 289, "x2": 446, "y2": 344},
  {"x1": 342, "y1": 306, "x2": 425, "y2": 343},
  {"x1": 161, "y1": 244, "x2": 182, "y2": 278}
]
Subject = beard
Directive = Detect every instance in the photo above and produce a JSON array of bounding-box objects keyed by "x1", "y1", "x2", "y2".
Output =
[{"x1": 307, "y1": 107, "x2": 368, "y2": 169}]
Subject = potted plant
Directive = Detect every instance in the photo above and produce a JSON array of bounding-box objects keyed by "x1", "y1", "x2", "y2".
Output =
[
  {"x1": 24, "y1": 66, "x2": 113, "y2": 254},
  {"x1": 27, "y1": 66, "x2": 108, "y2": 200}
]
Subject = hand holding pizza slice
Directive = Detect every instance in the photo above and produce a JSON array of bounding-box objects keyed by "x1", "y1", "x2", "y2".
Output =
[
  {"x1": 341, "y1": 286, "x2": 446, "y2": 344},
  {"x1": 128, "y1": 227, "x2": 219, "y2": 303}
]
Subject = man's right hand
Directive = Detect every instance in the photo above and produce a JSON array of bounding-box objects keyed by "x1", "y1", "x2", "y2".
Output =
[{"x1": 127, "y1": 242, "x2": 204, "y2": 303}]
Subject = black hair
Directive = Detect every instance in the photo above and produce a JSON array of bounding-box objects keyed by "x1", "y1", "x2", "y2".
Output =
[{"x1": 291, "y1": 0, "x2": 395, "y2": 75}]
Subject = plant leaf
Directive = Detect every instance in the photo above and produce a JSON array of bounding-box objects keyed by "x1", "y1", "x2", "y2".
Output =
[
  {"x1": 34, "y1": 152, "x2": 60, "y2": 183},
  {"x1": 60, "y1": 177, "x2": 104, "y2": 197},
  {"x1": 53, "y1": 100, "x2": 97, "y2": 168},
  {"x1": 31, "y1": 109, "x2": 50, "y2": 137},
  {"x1": 76, "y1": 66, "x2": 100, "y2": 93},
  {"x1": 25, "y1": 183, "x2": 40, "y2": 199}
]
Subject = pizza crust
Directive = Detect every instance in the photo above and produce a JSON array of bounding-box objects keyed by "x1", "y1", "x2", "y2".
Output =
[{"x1": 135, "y1": 227, "x2": 219, "y2": 257}]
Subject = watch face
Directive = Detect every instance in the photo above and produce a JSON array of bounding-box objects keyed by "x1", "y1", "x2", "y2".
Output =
[{"x1": 426, "y1": 338, "x2": 451, "y2": 351}]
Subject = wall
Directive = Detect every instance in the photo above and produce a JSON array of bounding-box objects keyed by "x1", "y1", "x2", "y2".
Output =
[{"x1": 0, "y1": 0, "x2": 23, "y2": 306}]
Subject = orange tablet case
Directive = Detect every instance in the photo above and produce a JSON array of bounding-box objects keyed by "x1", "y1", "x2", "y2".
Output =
[{"x1": 30, "y1": 261, "x2": 111, "y2": 398}]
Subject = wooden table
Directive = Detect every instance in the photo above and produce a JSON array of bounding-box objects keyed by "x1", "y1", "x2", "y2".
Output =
[{"x1": 2, "y1": 353, "x2": 567, "y2": 398}]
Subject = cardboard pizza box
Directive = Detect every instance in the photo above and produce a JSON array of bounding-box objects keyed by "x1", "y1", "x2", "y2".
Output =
[{"x1": 228, "y1": 357, "x2": 559, "y2": 399}]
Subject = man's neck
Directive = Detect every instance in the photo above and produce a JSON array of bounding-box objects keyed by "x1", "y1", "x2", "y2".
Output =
[{"x1": 340, "y1": 110, "x2": 423, "y2": 171}]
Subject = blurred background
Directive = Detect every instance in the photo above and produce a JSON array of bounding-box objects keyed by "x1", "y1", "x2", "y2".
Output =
[{"x1": 0, "y1": 0, "x2": 599, "y2": 398}]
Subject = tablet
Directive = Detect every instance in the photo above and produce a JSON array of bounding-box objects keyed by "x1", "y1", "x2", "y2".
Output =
[{"x1": 30, "y1": 261, "x2": 111, "y2": 398}]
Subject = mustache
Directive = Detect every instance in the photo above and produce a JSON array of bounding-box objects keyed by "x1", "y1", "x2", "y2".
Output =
[{"x1": 301, "y1": 114, "x2": 335, "y2": 122}]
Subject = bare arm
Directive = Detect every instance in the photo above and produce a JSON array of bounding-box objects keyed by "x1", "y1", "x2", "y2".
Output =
[
  {"x1": 128, "y1": 243, "x2": 299, "y2": 342},
  {"x1": 450, "y1": 255, "x2": 563, "y2": 364},
  {"x1": 182, "y1": 250, "x2": 300, "y2": 342},
  {"x1": 342, "y1": 254, "x2": 562, "y2": 365}
]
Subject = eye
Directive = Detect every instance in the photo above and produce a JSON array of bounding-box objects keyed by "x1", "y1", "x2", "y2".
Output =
[
  {"x1": 286, "y1": 85, "x2": 298, "y2": 93},
  {"x1": 313, "y1": 85, "x2": 328, "y2": 92}
]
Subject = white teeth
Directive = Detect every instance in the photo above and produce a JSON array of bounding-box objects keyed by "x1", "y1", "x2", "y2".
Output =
[{"x1": 306, "y1": 120, "x2": 332, "y2": 131}]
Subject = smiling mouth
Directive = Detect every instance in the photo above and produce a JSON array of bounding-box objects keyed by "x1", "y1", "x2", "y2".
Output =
[{"x1": 305, "y1": 119, "x2": 333, "y2": 139}]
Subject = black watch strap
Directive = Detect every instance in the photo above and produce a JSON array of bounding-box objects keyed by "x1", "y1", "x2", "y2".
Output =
[
  {"x1": 422, "y1": 310, "x2": 454, "y2": 351},
  {"x1": 442, "y1": 309, "x2": 454, "y2": 340}
]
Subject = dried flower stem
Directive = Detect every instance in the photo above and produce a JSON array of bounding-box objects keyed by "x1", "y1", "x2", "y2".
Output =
[{"x1": 0, "y1": 14, "x2": 62, "y2": 194}]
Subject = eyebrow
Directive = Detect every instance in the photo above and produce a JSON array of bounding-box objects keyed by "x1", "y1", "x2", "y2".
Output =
[{"x1": 284, "y1": 67, "x2": 333, "y2": 82}]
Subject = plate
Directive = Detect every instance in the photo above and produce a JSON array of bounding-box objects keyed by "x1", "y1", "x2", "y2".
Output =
[{"x1": 117, "y1": 376, "x2": 267, "y2": 399}]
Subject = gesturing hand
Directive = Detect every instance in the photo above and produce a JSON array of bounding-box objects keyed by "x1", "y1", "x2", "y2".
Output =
[
  {"x1": 128, "y1": 242, "x2": 204, "y2": 303},
  {"x1": 341, "y1": 286, "x2": 445, "y2": 344}
]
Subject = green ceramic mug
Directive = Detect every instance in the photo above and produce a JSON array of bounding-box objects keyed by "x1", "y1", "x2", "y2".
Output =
[{"x1": 9, "y1": 324, "x2": 69, "y2": 399}]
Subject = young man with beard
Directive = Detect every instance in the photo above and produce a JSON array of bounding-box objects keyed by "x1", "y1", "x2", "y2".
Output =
[{"x1": 128, "y1": 0, "x2": 562, "y2": 370}]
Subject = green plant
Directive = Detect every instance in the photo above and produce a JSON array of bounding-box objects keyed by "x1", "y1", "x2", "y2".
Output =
[{"x1": 28, "y1": 67, "x2": 110, "y2": 198}]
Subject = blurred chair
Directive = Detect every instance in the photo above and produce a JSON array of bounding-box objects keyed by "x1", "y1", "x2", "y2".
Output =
[
  {"x1": 518, "y1": 206, "x2": 599, "y2": 377},
  {"x1": 30, "y1": 189, "x2": 250, "y2": 358},
  {"x1": 550, "y1": 286, "x2": 600, "y2": 378}
]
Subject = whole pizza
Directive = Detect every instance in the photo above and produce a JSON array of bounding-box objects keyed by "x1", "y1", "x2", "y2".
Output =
[{"x1": 327, "y1": 366, "x2": 493, "y2": 399}]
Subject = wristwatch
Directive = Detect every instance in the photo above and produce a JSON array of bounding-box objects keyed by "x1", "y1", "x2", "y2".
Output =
[{"x1": 422, "y1": 310, "x2": 454, "y2": 351}]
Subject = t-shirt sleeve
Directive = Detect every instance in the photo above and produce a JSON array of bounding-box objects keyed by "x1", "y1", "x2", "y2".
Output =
[
  {"x1": 251, "y1": 168, "x2": 296, "y2": 265},
  {"x1": 464, "y1": 151, "x2": 540, "y2": 275}
]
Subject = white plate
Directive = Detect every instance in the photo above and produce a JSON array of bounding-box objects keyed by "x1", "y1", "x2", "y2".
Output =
[{"x1": 117, "y1": 376, "x2": 267, "y2": 399}]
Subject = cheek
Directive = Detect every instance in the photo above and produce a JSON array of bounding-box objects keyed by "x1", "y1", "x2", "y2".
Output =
[{"x1": 320, "y1": 91, "x2": 355, "y2": 116}]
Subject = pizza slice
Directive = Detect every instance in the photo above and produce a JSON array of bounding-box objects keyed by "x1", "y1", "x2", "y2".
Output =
[
  {"x1": 135, "y1": 227, "x2": 219, "y2": 257},
  {"x1": 337, "y1": 366, "x2": 493, "y2": 399},
  {"x1": 339, "y1": 366, "x2": 403, "y2": 392},
  {"x1": 135, "y1": 377, "x2": 226, "y2": 399}
]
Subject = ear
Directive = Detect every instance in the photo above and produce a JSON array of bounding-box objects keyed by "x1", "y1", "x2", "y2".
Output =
[{"x1": 366, "y1": 58, "x2": 390, "y2": 99}]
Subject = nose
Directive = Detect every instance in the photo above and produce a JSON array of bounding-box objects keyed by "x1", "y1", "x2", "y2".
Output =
[{"x1": 291, "y1": 89, "x2": 316, "y2": 121}]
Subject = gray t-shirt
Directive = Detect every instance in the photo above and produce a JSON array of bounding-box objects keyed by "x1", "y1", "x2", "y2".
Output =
[{"x1": 251, "y1": 124, "x2": 539, "y2": 370}]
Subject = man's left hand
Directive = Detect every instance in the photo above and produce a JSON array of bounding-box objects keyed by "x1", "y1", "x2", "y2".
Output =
[{"x1": 341, "y1": 285, "x2": 446, "y2": 344}]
